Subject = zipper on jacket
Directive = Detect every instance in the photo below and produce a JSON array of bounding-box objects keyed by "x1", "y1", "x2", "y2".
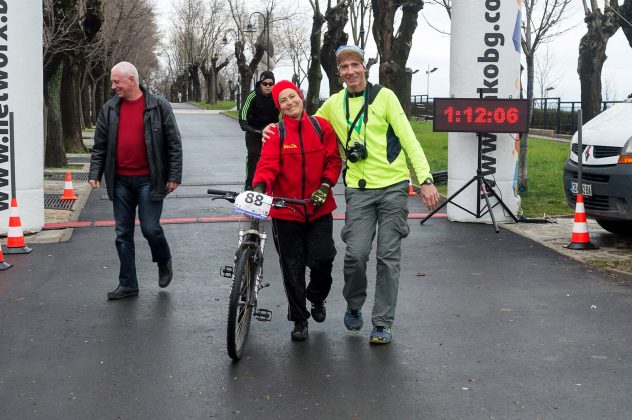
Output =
[{"x1": 298, "y1": 120, "x2": 308, "y2": 223}]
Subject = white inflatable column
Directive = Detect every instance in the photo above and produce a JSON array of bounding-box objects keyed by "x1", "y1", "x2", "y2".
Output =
[
  {"x1": 447, "y1": 0, "x2": 522, "y2": 223},
  {"x1": 0, "y1": 0, "x2": 44, "y2": 234}
]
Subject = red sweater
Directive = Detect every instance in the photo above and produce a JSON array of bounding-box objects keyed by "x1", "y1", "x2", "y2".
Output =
[
  {"x1": 253, "y1": 113, "x2": 342, "y2": 222},
  {"x1": 116, "y1": 95, "x2": 149, "y2": 176}
]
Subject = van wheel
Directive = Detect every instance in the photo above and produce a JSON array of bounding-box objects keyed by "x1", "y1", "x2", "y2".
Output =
[{"x1": 595, "y1": 219, "x2": 632, "y2": 236}]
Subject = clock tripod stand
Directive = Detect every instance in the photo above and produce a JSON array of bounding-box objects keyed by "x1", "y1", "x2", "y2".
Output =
[{"x1": 419, "y1": 130, "x2": 519, "y2": 233}]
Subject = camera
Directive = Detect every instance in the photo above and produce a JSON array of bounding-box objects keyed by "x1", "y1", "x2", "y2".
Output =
[{"x1": 346, "y1": 142, "x2": 368, "y2": 163}]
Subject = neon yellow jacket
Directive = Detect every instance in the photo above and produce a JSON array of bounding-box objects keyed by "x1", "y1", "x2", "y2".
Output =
[{"x1": 317, "y1": 85, "x2": 433, "y2": 189}]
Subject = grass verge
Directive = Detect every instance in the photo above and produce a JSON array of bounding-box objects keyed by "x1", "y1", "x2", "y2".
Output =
[
  {"x1": 190, "y1": 100, "x2": 236, "y2": 110},
  {"x1": 409, "y1": 120, "x2": 572, "y2": 217}
]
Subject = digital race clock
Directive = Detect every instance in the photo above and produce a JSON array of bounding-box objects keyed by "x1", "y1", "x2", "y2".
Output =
[{"x1": 433, "y1": 98, "x2": 529, "y2": 133}]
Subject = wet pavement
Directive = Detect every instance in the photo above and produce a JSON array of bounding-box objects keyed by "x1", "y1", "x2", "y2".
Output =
[{"x1": 2, "y1": 103, "x2": 632, "y2": 419}]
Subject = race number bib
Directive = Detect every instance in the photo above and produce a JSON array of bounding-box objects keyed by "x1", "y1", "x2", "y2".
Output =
[{"x1": 233, "y1": 191, "x2": 273, "y2": 220}]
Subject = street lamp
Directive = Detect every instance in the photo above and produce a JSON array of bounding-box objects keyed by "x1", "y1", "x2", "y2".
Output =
[
  {"x1": 244, "y1": 9, "x2": 272, "y2": 69},
  {"x1": 426, "y1": 65, "x2": 438, "y2": 99},
  {"x1": 545, "y1": 86, "x2": 555, "y2": 98},
  {"x1": 222, "y1": 28, "x2": 240, "y2": 46}
]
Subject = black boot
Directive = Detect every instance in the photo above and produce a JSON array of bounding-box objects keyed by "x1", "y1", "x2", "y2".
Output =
[
  {"x1": 310, "y1": 301, "x2": 326, "y2": 323},
  {"x1": 107, "y1": 286, "x2": 139, "y2": 300},
  {"x1": 291, "y1": 321, "x2": 308, "y2": 341},
  {"x1": 158, "y1": 259, "x2": 173, "y2": 288}
]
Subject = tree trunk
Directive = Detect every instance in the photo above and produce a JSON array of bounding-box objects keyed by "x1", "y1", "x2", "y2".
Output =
[
  {"x1": 44, "y1": 58, "x2": 68, "y2": 168},
  {"x1": 321, "y1": 2, "x2": 349, "y2": 95},
  {"x1": 577, "y1": 7, "x2": 620, "y2": 123},
  {"x1": 81, "y1": 82, "x2": 92, "y2": 129},
  {"x1": 306, "y1": 4, "x2": 326, "y2": 115},
  {"x1": 236, "y1": 39, "x2": 266, "y2": 111},
  {"x1": 61, "y1": 57, "x2": 87, "y2": 153},
  {"x1": 372, "y1": 0, "x2": 424, "y2": 117},
  {"x1": 102, "y1": 75, "x2": 111, "y2": 110}
]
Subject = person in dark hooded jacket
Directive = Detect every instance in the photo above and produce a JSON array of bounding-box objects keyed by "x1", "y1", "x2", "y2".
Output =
[
  {"x1": 253, "y1": 80, "x2": 341, "y2": 342},
  {"x1": 239, "y1": 70, "x2": 278, "y2": 190}
]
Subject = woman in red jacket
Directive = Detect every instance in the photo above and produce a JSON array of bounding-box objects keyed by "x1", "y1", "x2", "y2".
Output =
[{"x1": 253, "y1": 80, "x2": 342, "y2": 341}]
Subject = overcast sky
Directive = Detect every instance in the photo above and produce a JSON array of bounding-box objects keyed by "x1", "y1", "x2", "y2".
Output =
[{"x1": 153, "y1": 0, "x2": 632, "y2": 101}]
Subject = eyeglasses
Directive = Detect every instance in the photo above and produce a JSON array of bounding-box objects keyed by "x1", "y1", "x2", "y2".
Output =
[{"x1": 261, "y1": 82, "x2": 275, "y2": 87}]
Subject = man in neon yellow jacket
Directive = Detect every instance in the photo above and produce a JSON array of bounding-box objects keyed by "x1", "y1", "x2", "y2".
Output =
[{"x1": 316, "y1": 45, "x2": 440, "y2": 344}]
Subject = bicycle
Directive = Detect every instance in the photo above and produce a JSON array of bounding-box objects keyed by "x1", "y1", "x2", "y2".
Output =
[{"x1": 207, "y1": 189, "x2": 307, "y2": 360}]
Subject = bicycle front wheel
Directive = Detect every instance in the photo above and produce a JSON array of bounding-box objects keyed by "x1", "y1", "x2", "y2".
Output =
[{"x1": 227, "y1": 247, "x2": 257, "y2": 360}]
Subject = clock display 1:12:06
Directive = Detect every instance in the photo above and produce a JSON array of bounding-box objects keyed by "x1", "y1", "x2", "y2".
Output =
[{"x1": 443, "y1": 106, "x2": 520, "y2": 124}]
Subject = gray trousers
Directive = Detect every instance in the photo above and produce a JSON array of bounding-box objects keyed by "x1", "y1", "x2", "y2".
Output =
[{"x1": 341, "y1": 181, "x2": 410, "y2": 327}]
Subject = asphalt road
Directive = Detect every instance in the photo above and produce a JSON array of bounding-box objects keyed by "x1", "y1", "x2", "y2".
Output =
[{"x1": 1, "y1": 104, "x2": 632, "y2": 419}]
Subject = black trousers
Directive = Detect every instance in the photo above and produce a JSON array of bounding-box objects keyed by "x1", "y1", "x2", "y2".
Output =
[
  {"x1": 245, "y1": 131, "x2": 262, "y2": 189},
  {"x1": 272, "y1": 214, "x2": 336, "y2": 322}
]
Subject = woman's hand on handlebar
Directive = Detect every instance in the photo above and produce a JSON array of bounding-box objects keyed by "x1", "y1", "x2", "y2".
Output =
[{"x1": 261, "y1": 123, "x2": 277, "y2": 144}]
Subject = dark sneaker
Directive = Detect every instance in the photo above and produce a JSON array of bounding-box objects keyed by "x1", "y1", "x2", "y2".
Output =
[
  {"x1": 344, "y1": 309, "x2": 363, "y2": 331},
  {"x1": 311, "y1": 302, "x2": 326, "y2": 323},
  {"x1": 369, "y1": 326, "x2": 392, "y2": 344},
  {"x1": 291, "y1": 321, "x2": 308, "y2": 341},
  {"x1": 107, "y1": 286, "x2": 139, "y2": 300},
  {"x1": 158, "y1": 259, "x2": 173, "y2": 288}
]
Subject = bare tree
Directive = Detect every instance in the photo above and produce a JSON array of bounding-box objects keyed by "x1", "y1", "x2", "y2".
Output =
[
  {"x1": 534, "y1": 46, "x2": 561, "y2": 99},
  {"x1": 348, "y1": 0, "x2": 373, "y2": 48},
  {"x1": 602, "y1": 71, "x2": 617, "y2": 100},
  {"x1": 426, "y1": 0, "x2": 452, "y2": 18},
  {"x1": 43, "y1": 0, "x2": 104, "y2": 166},
  {"x1": 609, "y1": 0, "x2": 632, "y2": 46},
  {"x1": 372, "y1": 0, "x2": 424, "y2": 116},
  {"x1": 280, "y1": 20, "x2": 311, "y2": 88},
  {"x1": 227, "y1": 0, "x2": 267, "y2": 107},
  {"x1": 517, "y1": 0, "x2": 573, "y2": 192},
  {"x1": 304, "y1": 0, "x2": 326, "y2": 114},
  {"x1": 321, "y1": 1, "x2": 349, "y2": 95},
  {"x1": 578, "y1": 0, "x2": 620, "y2": 123}
]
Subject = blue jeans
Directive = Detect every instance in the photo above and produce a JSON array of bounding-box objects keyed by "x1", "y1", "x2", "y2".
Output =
[{"x1": 113, "y1": 175, "x2": 171, "y2": 288}]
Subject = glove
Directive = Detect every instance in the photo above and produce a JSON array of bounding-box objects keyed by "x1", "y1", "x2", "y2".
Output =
[
  {"x1": 310, "y1": 184, "x2": 329, "y2": 207},
  {"x1": 253, "y1": 184, "x2": 265, "y2": 194}
]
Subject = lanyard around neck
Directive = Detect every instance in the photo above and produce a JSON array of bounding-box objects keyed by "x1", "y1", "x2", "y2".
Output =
[{"x1": 345, "y1": 89, "x2": 366, "y2": 144}]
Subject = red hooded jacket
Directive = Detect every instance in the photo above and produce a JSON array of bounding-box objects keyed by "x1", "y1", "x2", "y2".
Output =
[{"x1": 253, "y1": 112, "x2": 342, "y2": 222}]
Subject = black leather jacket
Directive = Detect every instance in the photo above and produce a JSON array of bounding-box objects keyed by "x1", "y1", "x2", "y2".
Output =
[{"x1": 89, "y1": 87, "x2": 183, "y2": 201}]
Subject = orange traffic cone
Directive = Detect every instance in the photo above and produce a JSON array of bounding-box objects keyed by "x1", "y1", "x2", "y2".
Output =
[
  {"x1": 0, "y1": 244, "x2": 12, "y2": 270},
  {"x1": 408, "y1": 173, "x2": 416, "y2": 196},
  {"x1": 565, "y1": 193, "x2": 598, "y2": 250},
  {"x1": 60, "y1": 172, "x2": 78, "y2": 200},
  {"x1": 3, "y1": 198, "x2": 32, "y2": 254}
]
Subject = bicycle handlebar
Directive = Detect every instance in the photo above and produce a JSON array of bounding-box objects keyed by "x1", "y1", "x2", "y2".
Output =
[{"x1": 207, "y1": 189, "x2": 308, "y2": 208}]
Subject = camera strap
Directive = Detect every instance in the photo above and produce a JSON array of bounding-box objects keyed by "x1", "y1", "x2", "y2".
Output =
[
  {"x1": 345, "y1": 90, "x2": 366, "y2": 148},
  {"x1": 344, "y1": 83, "x2": 382, "y2": 149}
]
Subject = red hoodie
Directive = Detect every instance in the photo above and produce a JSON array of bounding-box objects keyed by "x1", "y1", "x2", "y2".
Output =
[{"x1": 253, "y1": 112, "x2": 342, "y2": 222}]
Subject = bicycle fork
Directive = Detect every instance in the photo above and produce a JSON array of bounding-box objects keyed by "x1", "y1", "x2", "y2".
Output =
[{"x1": 220, "y1": 229, "x2": 271, "y2": 322}]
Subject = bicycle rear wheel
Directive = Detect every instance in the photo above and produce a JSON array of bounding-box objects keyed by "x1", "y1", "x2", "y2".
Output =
[{"x1": 227, "y1": 247, "x2": 257, "y2": 360}]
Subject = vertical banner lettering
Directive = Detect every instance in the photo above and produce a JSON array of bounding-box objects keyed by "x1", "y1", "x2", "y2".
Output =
[
  {"x1": 447, "y1": 0, "x2": 522, "y2": 223},
  {"x1": 0, "y1": 0, "x2": 44, "y2": 233}
]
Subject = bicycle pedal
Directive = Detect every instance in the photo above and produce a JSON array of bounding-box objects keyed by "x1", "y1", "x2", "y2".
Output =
[
  {"x1": 220, "y1": 265, "x2": 233, "y2": 278},
  {"x1": 255, "y1": 308, "x2": 272, "y2": 321}
]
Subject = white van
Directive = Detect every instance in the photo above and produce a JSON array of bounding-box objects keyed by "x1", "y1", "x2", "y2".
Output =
[{"x1": 563, "y1": 95, "x2": 632, "y2": 235}]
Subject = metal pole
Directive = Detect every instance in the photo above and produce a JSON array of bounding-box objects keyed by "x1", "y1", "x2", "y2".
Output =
[
  {"x1": 556, "y1": 98, "x2": 561, "y2": 134},
  {"x1": 266, "y1": 10, "x2": 270, "y2": 70},
  {"x1": 577, "y1": 109, "x2": 583, "y2": 194},
  {"x1": 426, "y1": 64, "x2": 430, "y2": 98},
  {"x1": 360, "y1": 0, "x2": 365, "y2": 50}
]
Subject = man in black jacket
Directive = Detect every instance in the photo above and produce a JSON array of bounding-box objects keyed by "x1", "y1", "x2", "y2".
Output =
[
  {"x1": 239, "y1": 70, "x2": 278, "y2": 190},
  {"x1": 89, "y1": 61, "x2": 183, "y2": 300}
]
